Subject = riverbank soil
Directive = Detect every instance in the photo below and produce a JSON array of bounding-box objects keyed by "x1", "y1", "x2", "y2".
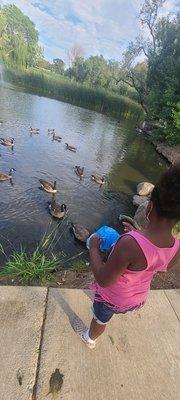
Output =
[{"x1": 0, "y1": 261, "x2": 179, "y2": 289}]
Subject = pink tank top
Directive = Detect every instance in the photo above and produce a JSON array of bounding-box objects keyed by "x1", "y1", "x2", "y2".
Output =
[{"x1": 90, "y1": 231, "x2": 180, "y2": 312}]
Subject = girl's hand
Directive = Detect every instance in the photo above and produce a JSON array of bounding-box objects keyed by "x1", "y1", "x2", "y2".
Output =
[
  {"x1": 123, "y1": 222, "x2": 137, "y2": 232},
  {"x1": 89, "y1": 234, "x2": 101, "y2": 250}
]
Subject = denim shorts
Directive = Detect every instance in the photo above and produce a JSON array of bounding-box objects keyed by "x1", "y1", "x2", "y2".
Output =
[{"x1": 92, "y1": 299, "x2": 140, "y2": 325}]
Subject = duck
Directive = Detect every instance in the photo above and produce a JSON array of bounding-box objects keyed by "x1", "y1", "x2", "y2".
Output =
[
  {"x1": 39, "y1": 179, "x2": 57, "y2": 193},
  {"x1": 30, "y1": 127, "x2": 40, "y2": 133},
  {"x1": 53, "y1": 133, "x2": 62, "y2": 142},
  {"x1": 48, "y1": 129, "x2": 55, "y2": 134},
  {"x1": 0, "y1": 137, "x2": 14, "y2": 147},
  {"x1": 71, "y1": 223, "x2": 90, "y2": 243},
  {"x1": 65, "y1": 143, "x2": 77, "y2": 152},
  {"x1": 49, "y1": 200, "x2": 67, "y2": 219},
  {"x1": 74, "y1": 166, "x2": 84, "y2": 178},
  {"x1": 91, "y1": 174, "x2": 105, "y2": 185},
  {"x1": 0, "y1": 168, "x2": 16, "y2": 181}
]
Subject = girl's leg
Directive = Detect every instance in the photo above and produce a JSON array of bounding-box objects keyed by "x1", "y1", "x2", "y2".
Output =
[
  {"x1": 80, "y1": 302, "x2": 113, "y2": 348},
  {"x1": 89, "y1": 318, "x2": 106, "y2": 340}
]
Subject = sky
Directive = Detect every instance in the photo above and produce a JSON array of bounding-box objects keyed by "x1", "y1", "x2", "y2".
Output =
[{"x1": 1, "y1": 0, "x2": 179, "y2": 63}]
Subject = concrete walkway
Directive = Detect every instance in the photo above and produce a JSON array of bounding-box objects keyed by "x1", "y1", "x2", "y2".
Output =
[{"x1": 0, "y1": 287, "x2": 179, "y2": 400}]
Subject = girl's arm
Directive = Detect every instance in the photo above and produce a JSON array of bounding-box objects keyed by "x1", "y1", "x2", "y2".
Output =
[{"x1": 89, "y1": 235, "x2": 135, "y2": 288}]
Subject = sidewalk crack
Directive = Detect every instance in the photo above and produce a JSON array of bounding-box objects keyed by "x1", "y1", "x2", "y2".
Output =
[
  {"x1": 163, "y1": 290, "x2": 180, "y2": 322},
  {"x1": 32, "y1": 287, "x2": 49, "y2": 400}
]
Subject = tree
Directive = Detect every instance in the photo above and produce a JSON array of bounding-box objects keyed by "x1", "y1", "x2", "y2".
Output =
[
  {"x1": 83, "y1": 55, "x2": 111, "y2": 87},
  {"x1": 147, "y1": 15, "x2": 180, "y2": 144},
  {"x1": 52, "y1": 58, "x2": 65, "y2": 74},
  {"x1": 0, "y1": 11, "x2": 8, "y2": 51},
  {"x1": 67, "y1": 45, "x2": 84, "y2": 66},
  {"x1": 116, "y1": 47, "x2": 149, "y2": 113},
  {"x1": 140, "y1": 0, "x2": 166, "y2": 52},
  {"x1": 115, "y1": 0, "x2": 166, "y2": 113},
  {"x1": 0, "y1": 4, "x2": 41, "y2": 67}
]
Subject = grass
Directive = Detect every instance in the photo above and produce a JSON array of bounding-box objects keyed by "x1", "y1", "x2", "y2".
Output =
[
  {"x1": 4, "y1": 67, "x2": 143, "y2": 122},
  {"x1": 0, "y1": 224, "x2": 66, "y2": 285},
  {"x1": 0, "y1": 248, "x2": 61, "y2": 285}
]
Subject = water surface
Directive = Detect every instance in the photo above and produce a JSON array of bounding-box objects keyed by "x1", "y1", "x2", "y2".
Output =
[{"x1": 0, "y1": 84, "x2": 167, "y2": 265}]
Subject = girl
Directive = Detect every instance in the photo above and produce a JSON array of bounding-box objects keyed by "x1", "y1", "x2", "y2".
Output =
[{"x1": 80, "y1": 163, "x2": 180, "y2": 349}]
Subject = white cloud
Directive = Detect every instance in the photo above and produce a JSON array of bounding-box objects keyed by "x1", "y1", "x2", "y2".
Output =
[{"x1": 1, "y1": 0, "x2": 178, "y2": 62}]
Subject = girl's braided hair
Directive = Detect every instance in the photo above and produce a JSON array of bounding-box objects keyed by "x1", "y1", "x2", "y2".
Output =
[{"x1": 151, "y1": 162, "x2": 180, "y2": 220}]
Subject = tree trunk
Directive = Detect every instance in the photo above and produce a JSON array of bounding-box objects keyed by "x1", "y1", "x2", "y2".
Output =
[{"x1": 140, "y1": 99, "x2": 149, "y2": 114}]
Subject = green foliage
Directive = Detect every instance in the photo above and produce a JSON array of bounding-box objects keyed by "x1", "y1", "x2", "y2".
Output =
[
  {"x1": 173, "y1": 102, "x2": 180, "y2": 130},
  {"x1": 5, "y1": 67, "x2": 143, "y2": 121},
  {"x1": 0, "y1": 4, "x2": 41, "y2": 67},
  {"x1": 2, "y1": 1, "x2": 179, "y2": 145},
  {"x1": 52, "y1": 58, "x2": 65, "y2": 74},
  {"x1": 147, "y1": 15, "x2": 180, "y2": 144},
  {"x1": 0, "y1": 249, "x2": 60, "y2": 285},
  {"x1": 0, "y1": 228, "x2": 65, "y2": 284}
]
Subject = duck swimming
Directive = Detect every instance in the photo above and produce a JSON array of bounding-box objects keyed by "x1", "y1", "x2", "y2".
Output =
[
  {"x1": 0, "y1": 168, "x2": 16, "y2": 181},
  {"x1": 91, "y1": 174, "x2": 105, "y2": 185},
  {"x1": 71, "y1": 223, "x2": 90, "y2": 242},
  {"x1": 0, "y1": 138, "x2": 14, "y2": 147},
  {"x1": 30, "y1": 127, "x2": 40, "y2": 133},
  {"x1": 53, "y1": 133, "x2": 62, "y2": 142},
  {"x1": 65, "y1": 143, "x2": 77, "y2": 152},
  {"x1": 49, "y1": 201, "x2": 67, "y2": 219},
  {"x1": 74, "y1": 166, "x2": 84, "y2": 178},
  {"x1": 39, "y1": 179, "x2": 57, "y2": 193}
]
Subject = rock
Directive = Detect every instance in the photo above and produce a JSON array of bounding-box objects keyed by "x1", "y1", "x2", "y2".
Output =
[
  {"x1": 153, "y1": 142, "x2": 180, "y2": 165},
  {"x1": 133, "y1": 195, "x2": 149, "y2": 206},
  {"x1": 134, "y1": 201, "x2": 149, "y2": 229},
  {"x1": 119, "y1": 214, "x2": 140, "y2": 230},
  {"x1": 137, "y1": 182, "x2": 154, "y2": 196}
]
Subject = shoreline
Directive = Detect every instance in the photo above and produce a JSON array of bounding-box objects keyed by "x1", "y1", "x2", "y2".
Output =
[
  {"x1": 152, "y1": 141, "x2": 180, "y2": 165},
  {"x1": 4, "y1": 68, "x2": 143, "y2": 123},
  {"x1": 137, "y1": 121, "x2": 180, "y2": 164},
  {"x1": 0, "y1": 262, "x2": 179, "y2": 289}
]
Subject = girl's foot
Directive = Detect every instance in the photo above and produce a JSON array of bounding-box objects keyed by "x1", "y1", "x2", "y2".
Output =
[
  {"x1": 80, "y1": 329, "x2": 96, "y2": 349},
  {"x1": 72, "y1": 316, "x2": 96, "y2": 349}
]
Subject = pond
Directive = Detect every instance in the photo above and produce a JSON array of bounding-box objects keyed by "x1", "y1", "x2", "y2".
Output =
[{"x1": 0, "y1": 83, "x2": 167, "y2": 265}]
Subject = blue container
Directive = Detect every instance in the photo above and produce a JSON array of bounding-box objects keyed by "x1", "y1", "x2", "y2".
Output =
[{"x1": 87, "y1": 225, "x2": 121, "y2": 250}]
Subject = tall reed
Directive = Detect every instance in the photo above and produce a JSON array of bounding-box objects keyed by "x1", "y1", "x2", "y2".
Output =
[{"x1": 5, "y1": 67, "x2": 143, "y2": 121}]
